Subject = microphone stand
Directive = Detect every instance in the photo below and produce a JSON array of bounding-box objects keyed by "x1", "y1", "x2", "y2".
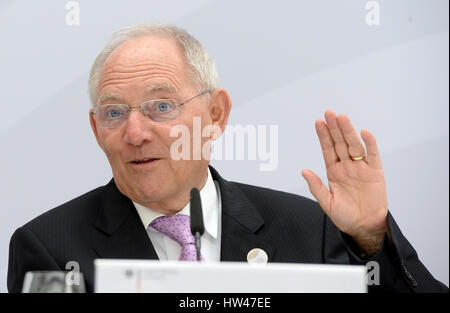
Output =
[
  {"x1": 190, "y1": 187, "x2": 205, "y2": 262},
  {"x1": 194, "y1": 232, "x2": 202, "y2": 261}
]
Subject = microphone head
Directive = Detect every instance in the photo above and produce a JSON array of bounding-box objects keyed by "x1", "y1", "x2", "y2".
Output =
[{"x1": 190, "y1": 187, "x2": 205, "y2": 236}]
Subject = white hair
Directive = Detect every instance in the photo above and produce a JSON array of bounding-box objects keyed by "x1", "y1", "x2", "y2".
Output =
[{"x1": 88, "y1": 23, "x2": 219, "y2": 106}]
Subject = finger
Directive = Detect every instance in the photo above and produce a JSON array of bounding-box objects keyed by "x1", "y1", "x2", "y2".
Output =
[
  {"x1": 336, "y1": 114, "x2": 366, "y2": 159},
  {"x1": 315, "y1": 119, "x2": 339, "y2": 168},
  {"x1": 301, "y1": 169, "x2": 331, "y2": 214},
  {"x1": 360, "y1": 129, "x2": 382, "y2": 168},
  {"x1": 324, "y1": 110, "x2": 350, "y2": 161}
]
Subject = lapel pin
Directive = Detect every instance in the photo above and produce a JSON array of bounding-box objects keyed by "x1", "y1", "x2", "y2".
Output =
[{"x1": 247, "y1": 248, "x2": 268, "y2": 264}]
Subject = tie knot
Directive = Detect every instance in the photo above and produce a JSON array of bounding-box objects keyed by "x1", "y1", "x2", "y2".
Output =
[{"x1": 149, "y1": 214, "x2": 194, "y2": 246}]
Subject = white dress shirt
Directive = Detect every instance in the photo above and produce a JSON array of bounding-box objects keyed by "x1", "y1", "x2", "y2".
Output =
[{"x1": 133, "y1": 168, "x2": 222, "y2": 262}]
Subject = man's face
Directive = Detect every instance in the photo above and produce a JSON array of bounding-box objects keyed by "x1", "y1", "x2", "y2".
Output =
[{"x1": 90, "y1": 35, "x2": 212, "y2": 212}]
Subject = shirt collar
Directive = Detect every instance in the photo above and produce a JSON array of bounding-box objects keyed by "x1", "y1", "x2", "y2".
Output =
[{"x1": 133, "y1": 168, "x2": 219, "y2": 239}]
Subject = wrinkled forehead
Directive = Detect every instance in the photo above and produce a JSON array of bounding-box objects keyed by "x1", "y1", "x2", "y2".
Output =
[{"x1": 97, "y1": 35, "x2": 193, "y2": 102}]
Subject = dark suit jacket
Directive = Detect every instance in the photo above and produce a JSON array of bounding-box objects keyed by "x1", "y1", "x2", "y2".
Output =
[{"x1": 8, "y1": 166, "x2": 448, "y2": 293}]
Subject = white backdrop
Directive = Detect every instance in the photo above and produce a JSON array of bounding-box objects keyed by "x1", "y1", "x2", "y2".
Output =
[{"x1": 0, "y1": 0, "x2": 448, "y2": 292}]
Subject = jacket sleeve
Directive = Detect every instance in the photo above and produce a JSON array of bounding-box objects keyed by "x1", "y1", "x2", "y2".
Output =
[
  {"x1": 335, "y1": 211, "x2": 448, "y2": 293},
  {"x1": 8, "y1": 226, "x2": 61, "y2": 293}
]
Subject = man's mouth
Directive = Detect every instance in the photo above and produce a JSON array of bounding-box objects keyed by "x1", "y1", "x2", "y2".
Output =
[{"x1": 130, "y1": 158, "x2": 161, "y2": 165}]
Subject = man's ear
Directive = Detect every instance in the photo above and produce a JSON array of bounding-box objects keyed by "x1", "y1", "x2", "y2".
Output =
[
  {"x1": 89, "y1": 109, "x2": 104, "y2": 150},
  {"x1": 208, "y1": 88, "x2": 232, "y2": 138}
]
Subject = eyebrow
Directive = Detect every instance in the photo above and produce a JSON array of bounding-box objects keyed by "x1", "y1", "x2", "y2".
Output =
[
  {"x1": 97, "y1": 83, "x2": 178, "y2": 105},
  {"x1": 143, "y1": 83, "x2": 178, "y2": 97},
  {"x1": 97, "y1": 93, "x2": 123, "y2": 105}
]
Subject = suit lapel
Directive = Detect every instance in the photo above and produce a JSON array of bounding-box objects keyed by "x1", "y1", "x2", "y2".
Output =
[
  {"x1": 91, "y1": 179, "x2": 158, "y2": 260},
  {"x1": 91, "y1": 167, "x2": 276, "y2": 263},
  {"x1": 209, "y1": 166, "x2": 276, "y2": 262}
]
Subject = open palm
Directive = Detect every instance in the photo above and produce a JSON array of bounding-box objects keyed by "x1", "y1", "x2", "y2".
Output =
[{"x1": 302, "y1": 110, "x2": 389, "y2": 253}]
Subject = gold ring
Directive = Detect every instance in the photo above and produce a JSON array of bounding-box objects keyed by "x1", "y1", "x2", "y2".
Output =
[{"x1": 351, "y1": 155, "x2": 366, "y2": 161}]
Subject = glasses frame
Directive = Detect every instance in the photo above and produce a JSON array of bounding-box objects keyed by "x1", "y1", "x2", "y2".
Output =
[{"x1": 91, "y1": 90, "x2": 211, "y2": 127}]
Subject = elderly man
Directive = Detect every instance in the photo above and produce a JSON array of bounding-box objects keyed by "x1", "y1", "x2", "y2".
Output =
[{"x1": 7, "y1": 24, "x2": 447, "y2": 293}]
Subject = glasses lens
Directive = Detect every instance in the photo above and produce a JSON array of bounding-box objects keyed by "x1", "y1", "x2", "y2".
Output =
[
  {"x1": 144, "y1": 99, "x2": 179, "y2": 122},
  {"x1": 95, "y1": 104, "x2": 129, "y2": 128}
]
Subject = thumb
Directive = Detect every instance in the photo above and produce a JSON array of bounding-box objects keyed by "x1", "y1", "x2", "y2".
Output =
[{"x1": 301, "y1": 169, "x2": 331, "y2": 214}]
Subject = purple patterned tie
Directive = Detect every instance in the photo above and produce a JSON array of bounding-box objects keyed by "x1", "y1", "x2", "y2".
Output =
[{"x1": 149, "y1": 214, "x2": 204, "y2": 261}]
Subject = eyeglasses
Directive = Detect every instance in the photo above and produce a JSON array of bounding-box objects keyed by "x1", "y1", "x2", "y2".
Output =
[{"x1": 91, "y1": 90, "x2": 211, "y2": 128}]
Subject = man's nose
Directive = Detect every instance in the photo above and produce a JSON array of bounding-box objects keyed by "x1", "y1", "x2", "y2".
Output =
[{"x1": 124, "y1": 109, "x2": 154, "y2": 146}]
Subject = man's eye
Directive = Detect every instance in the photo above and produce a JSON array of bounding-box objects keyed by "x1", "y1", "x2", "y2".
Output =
[
  {"x1": 107, "y1": 109, "x2": 122, "y2": 118},
  {"x1": 157, "y1": 102, "x2": 170, "y2": 112}
]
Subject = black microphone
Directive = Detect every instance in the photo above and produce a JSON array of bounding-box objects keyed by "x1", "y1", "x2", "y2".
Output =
[{"x1": 190, "y1": 187, "x2": 205, "y2": 261}]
